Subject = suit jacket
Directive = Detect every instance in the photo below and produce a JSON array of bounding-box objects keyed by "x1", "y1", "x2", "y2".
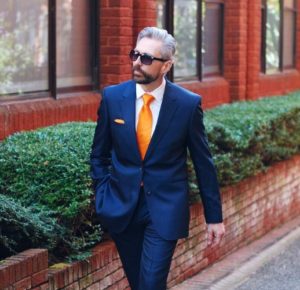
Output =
[{"x1": 90, "y1": 79, "x2": 223, "y2": 240}]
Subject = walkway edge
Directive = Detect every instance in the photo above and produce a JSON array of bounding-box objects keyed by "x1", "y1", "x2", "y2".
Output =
[
  {"x1": 210, "y1": 222, "x2": 300, "y2": 290},
  {"x1": 170, "y1": 217, "x2": 300, "y2": 290}
]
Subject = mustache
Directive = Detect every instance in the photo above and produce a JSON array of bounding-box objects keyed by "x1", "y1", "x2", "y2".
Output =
[{"x1": 132, "y1": 66, "x2": 145, "y2": 74}]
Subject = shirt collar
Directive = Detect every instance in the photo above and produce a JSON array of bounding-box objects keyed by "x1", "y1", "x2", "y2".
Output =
[{"x1": 136, "y1": 78, "x2": 166, "y2": 103}]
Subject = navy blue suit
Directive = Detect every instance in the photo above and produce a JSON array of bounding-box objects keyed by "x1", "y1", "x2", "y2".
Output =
[{"x1": 90, "y1": 79, "x2": 222, "y2": 289}]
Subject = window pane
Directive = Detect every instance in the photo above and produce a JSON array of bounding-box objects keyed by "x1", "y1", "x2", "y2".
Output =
[
  {"x1": 174, "y1": 0, "x2": 197, "y2": 79},
  {"x1": 56, "y1": 1, "x2": 92, "y2": 88},
  {"x1": 283, "y1": 10, "x2": 295, "y2": 68},
  {"x1": 0, "y1": 1, "x2": 48, "y2": 95},
  {"x1": 203, "y1": 2, "x2": 222, "y2": 76},
  {"x1": 156, "y1": 0, "x2": 166, "y2": 29},
  {"x1": 266, "y1": 0, "x2": 280, "y2": 73},
  {"x1": 285, "y1": 0, "x2": 295, "y2": 9},
  {"x1": 261, "y1": 4, "x2": 266, "y2": 72}
]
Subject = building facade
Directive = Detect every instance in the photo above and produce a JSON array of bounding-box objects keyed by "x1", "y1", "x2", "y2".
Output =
[{"x1": 0, "y1": 0, "x2": 299, "y2": 140}]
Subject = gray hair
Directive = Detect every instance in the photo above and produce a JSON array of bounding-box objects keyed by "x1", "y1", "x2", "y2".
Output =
[{"x1": 137, "y1": 27, "x2": 176, "y2": 61}]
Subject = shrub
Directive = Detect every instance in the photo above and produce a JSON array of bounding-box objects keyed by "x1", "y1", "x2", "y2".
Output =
[
  {"x1": 0, "y1": 92, "x2": 299, "y2": 260},
  {"x1": 204, "y1": 93, "x2": 300, "y2": 185},
  {"x1": 0, "y1": 122, "x2": 102, "y2": 261},
  {"x1": 0, "y1": 194, "x2": 67, "y2": 261}
]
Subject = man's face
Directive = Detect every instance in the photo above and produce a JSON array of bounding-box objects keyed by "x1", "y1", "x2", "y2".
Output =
[{"x1": 132, "y1": 38, "x2": 169, "y2": 85}]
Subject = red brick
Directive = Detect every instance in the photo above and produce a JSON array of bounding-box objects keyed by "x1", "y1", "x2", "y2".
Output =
[
  {"x1": 92, "y1": 267, "x2": 107, "y2": 283},
  {"x1": 39, "y1": 284, "x2": 49, "y2": 290},
  {"x1": 79, "y1": 274, "x2": 93, "y2": 289},
  {"x1": 14, "y1": 277, "x2": 31, "y2": 290},
  {"x1": 31, "y1": 269, "x2": 48, "y2": 287},
  {"x1": 64, "y1": 282, "x2": 80, "y2": 290},
  {"x1": 0, "y1": 266, "x2": 10, "y2": 288},
  {"x1": 111, "y1": 268, "x2": 125, "y2": 282},
  {"x1": 108, "y1": 0, "x2": 133, "y2": 7},
  {"x1": 105, "y1": 277, "x2": 129, "y2": 290},
  {"x1": 85, "y1": 282, "x2": 101, "y2": 290}
]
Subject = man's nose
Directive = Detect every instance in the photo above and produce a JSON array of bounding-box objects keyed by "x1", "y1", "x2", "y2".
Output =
[{"x1": 133, "y1": 55, "x2": 142, "y2": 65}]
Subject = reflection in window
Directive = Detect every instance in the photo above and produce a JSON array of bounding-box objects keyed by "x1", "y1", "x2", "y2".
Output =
[
  {"x1": 266, "y1": 0, "x2": 280, "y2": 72},
  {"x1": 57, "y1": 1, "x2": 92, "y2": 88},
  {"x1": 262, "y1": 0, "x2": 296, "y2": 73},
  {"x1": 174, "y1": 0, "x2": 197, "y2": 79},
  {"x1": 283, "y1": 0, "x2": 296, "y2": 68},
  {"x1": 203, "y1": 2, "x2": 222, "y2": 76},
  {"x1": 156, "y1": 0, "x2": 224, "y2": 81},
  {"x1": 0, "y1": 0, "x2": 96, "y2": 97},
  {"x1": 156, "y1": 0, "x2": 166, "y2": 29},
  {"x1": 0, "y1": 1, "x2": 49, "y2": 95}
]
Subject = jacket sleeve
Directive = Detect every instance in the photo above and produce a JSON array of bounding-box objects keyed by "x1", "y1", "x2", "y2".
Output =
[
  {"x1": 90, "y1": 90, "x2": 112, "y2": 191},
  {"x1": 187, "y1": 97, "x2": 223, "y2": 223}
]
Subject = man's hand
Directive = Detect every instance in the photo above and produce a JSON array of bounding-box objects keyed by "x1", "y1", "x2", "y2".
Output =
[{"x1": 207, "y1": 223, "x2": 225, "y2": 247}]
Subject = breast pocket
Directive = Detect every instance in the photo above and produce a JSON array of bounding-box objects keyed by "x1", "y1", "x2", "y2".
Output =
[{"x1": 111, "y1": 121, "x2": 128, "y2": 141}]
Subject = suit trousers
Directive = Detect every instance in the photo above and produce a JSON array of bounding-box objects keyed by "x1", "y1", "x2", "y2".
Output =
[{"x1": 110, "y1": 187, "x2": 178, "y2": 290}]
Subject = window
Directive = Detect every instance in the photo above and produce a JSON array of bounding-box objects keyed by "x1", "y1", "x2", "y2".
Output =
[
  {"x1": 202, "y1": 1, "x2": 223, "y2": 77},
  {"x1": 0, "y1": 0, "x2": 98, "y2": 98},
  {"x1": 261, "y1": 0, "x2": 296, "y2": 73},
  {"x1": 157, "y1": 0, "x2": 224, "y2": 81},
  {"x1": 283, "y1": 0, "x2": 297, "y2": 68},
  {"x1": 156, "y1": 0, "x2": 166, "y2": 29}
]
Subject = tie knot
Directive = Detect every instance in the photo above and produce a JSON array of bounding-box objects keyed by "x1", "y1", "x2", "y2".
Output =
[{"x1": 142, "y1": 94, "x2": 155, "y2": 106}]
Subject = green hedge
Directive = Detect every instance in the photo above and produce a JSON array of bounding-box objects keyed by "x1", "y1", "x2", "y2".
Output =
[
  {"x1": 204, "y1": 93, "x2": 300, "y2": 186},
  {"x1": 0, "y1": 123, "x2": 102, "y2": 261},
  {"x1": 0, "y1": 194, "x2": 67, "y2": 261},
  {"x1": 0, "y1": 92, "x2": 299, "y2": 260}
]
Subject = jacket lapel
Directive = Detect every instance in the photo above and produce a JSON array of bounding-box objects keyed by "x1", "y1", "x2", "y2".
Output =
[
  {"x1": 145, "y1": 81, "x2": 179, "y2": 160},
  {"x1": 120, "y1": 81, "x2": 141, "y2": 161}
]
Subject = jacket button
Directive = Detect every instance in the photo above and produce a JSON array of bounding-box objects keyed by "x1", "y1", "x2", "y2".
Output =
[{"x1": 147, "y1": 191, "x2": 151, "y2": 195}]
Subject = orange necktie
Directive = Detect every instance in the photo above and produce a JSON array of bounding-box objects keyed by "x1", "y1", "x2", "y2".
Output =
[{"x1": 137, "y1": 93, "x2": 155, "y2": 159}]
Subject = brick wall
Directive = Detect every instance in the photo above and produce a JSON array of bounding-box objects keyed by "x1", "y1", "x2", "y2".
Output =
[
  {"x1": 223, "y1": 0, "x2": 248, "y2": 102},
  {"x1": 100, "y1": 0, "x2": 133, "y2": 86},
  {"x1": 0, "y1": 93, "x2": 100, "y2": 140},
  {"x1": 259, "y1": 70, "x2": 300, "y2": 98},
  {"x1": 2, "y1": 0, "x2": 300, "y2": 140},
  {"x1": 246, "y1": 0, "x2": 261, "y2": 100},
  {"x1": 1, "y1": 155, "x2": 300, "y2": 290},
  {"x1": 0, "y1": 249, "x2": 48, "y2": 290},
  {"x1": 179, "y1": 78, "x2": 230, "y2": 109}
]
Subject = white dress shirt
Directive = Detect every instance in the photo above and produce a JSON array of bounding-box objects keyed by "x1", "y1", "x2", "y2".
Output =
[{"x1": 135, "y1": 78, "x2": 166, "y2": 136}]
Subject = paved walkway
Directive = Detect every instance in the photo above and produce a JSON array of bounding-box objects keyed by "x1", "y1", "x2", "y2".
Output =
[
  {"x1": 170, "y1": 217, "x2": 300, "y2": 290},
  {"x1": 235, "y1": 236, "x2": 300, "y2": 290}
]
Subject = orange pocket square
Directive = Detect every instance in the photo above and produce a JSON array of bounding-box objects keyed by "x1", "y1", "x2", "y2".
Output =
[{"x1": 114, "y1": 118, "x2": 125, "y2": 124}]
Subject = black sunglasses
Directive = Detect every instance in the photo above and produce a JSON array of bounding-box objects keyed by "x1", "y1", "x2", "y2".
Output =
[{"x1": 129, "y1": 49, "x2": 168, "y2": 65}]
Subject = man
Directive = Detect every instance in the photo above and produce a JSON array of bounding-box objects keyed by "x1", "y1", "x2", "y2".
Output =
[{"x1": 90, "y1": 27, "x2": 225, "y2": 290}]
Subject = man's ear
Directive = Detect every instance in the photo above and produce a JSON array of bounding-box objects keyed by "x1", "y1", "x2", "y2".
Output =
[{"x1": 161, "y1": 60, "x2": 173, "y2": 75}]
